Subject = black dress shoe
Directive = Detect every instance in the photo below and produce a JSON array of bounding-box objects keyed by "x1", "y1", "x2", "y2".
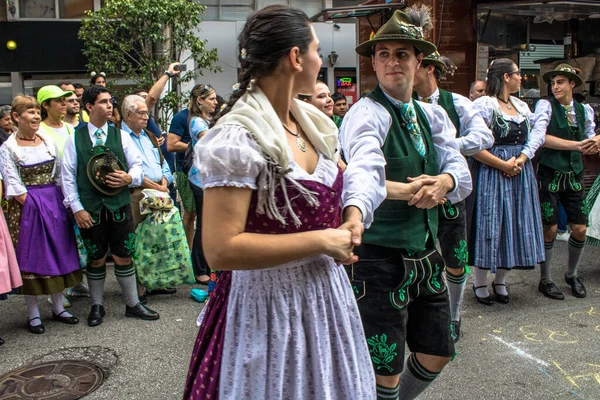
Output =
[
  {"x1": 0, "y1": 337, "x2": 4, "y2": 346},
  {"x1": 492, "y1": 283, "x2": 509, "y2": 304},
  {"x1": 538, "y1": 280, "x2": 564, "y2": 300},
  {"x1": 138, "y1": 295, "x2": 148, "y2": 305},
  {"x1": 125, "y1": 303, "x2": 160, "y2": 320},
  {"x1": 565, "y1": 275, "x2": 587, "y2": 298},
  {"x1": 147, "y1": 288, "x2": 177, "y2": 296},
  {"x1": 26, "y1": 317, "x2": 45, "y2": 334},
  {"x1": 52, "y1": 310, "x2": 79, "y2": 325},
  {"x1": 87, "y1": 305, "x2": 105, "y2": 327},
  {"x1": 473, "y1": 285, "x2": 494, "y2": 306}
]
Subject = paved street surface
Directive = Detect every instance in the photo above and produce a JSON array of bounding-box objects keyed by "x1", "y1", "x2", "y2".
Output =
[{"x1": 1, "y1": 240, "x2": 600, "y2": 399}]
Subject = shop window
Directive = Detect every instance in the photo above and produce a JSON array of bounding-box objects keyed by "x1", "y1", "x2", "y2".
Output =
[
  {"x1": 59, "y1": 0, "x2": 94, "y2": 18},
  {"x1": 18, "y1": 0, "x2": 56, "y2": 18}
]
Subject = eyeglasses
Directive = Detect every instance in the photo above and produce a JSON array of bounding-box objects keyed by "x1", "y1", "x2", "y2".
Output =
[
  {"x1": 508, "y1": 71, "x2": 521, "y2": 76},
  {"x1": 134, "y1": 111, "x2": 149, "y2": 118}
]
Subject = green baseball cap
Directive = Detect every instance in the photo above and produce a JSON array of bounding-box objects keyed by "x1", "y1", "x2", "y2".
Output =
[{"x1": 37, "y1": 85, "x2": 73, "y2": 104}]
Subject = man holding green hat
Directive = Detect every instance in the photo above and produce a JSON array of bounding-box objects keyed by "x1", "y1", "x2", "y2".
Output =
[
  {"x1": 61, "y1": 84, "x2": 160, "y2": 327},
  {"x1": 340, "y1": 8, "x2": 472, "y2": 400},
  {"x1": 533, "y1": 63, "x2": 599, "y2": 300},
  {"x1": 37, "y1": 85, "x2": 75, "y2": 155},
  {"x1": 413, "y1": 51, "x2": 493, "y2": 343}
]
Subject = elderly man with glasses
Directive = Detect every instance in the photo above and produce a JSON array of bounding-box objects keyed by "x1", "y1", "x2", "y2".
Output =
[{"x1": 122, "y1": 95, "x2": 175, "y2": 299}]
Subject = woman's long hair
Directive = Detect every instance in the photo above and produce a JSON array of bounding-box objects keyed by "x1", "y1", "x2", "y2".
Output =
[
  {"x1": 211, "y1": 4, "x2": 313, "y2": 127},
  {"x1": 485, "y1": 58, "x2": 516, "y2": 97}
]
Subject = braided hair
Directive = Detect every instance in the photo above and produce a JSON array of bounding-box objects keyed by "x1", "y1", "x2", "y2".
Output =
[
  {"x1": 485, "y1": 58, "x2": 516, "y2": 97},
  {"x1": 211, "y1": 4, "x2": 313, "y2": 127}
]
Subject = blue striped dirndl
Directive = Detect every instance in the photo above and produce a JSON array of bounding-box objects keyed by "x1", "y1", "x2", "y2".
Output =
[{"x1": 470, "y1": 144, "x2": 545, "y2": 272}]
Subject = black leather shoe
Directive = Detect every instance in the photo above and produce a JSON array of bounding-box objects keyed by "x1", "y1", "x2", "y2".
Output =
[
  {"x1": 473, "y1": 285, "x2": 493, "y2": 306},
  {"x1": 87, "y1": 305, "x2": 105, "y2": 327},
  {"x1": 0, "y1": 337, "x2": 4, "y2": 346},
  {"x1": 147, "y1": 288, "x2": 177, "y2": 296},
  {"x1": 138, "y1": 295, "x2": 147, "y2": 305},
  {"x1": 538, "y1": 280, "x2": 564, "y2": 300},
  {"x1": 26, "y1": 317, "x2": 45, "y2": 334},
  {"x1": 52, "y1": 310, "x2": 79, "y2": 325},
  {"x1": 565, "y1": 275, "x2": 587, "y2": 298},
  {"x1": 492, "y1": 283, "x2": 509, "y2": 304},
  {"x1": 125, "y1": 303, "x2": 160, "y2": 320}
]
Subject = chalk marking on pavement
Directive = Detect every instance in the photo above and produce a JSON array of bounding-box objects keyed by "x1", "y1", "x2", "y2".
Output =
[{"x1": 489, "y1": 334, "x2": 550, "y2": 367}]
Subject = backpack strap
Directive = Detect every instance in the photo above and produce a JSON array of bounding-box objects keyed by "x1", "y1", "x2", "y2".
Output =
[{"x1": 144, "y1": 129, "x2": 165, "y2": 165}]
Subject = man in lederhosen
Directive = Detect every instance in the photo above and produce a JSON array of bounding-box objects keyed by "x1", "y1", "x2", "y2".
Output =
[
  {"x1": 61, "y1": 85, "x2": 160, "y2": 326},
  {"x1": 533, "y1": 64, "x2": 599, "y2": 300},
  {"x1": 339, "y1": 9, "x2": 472, "y2": 400},
  {"x1": 413, "y1": 51, "x2": 493, "y2": 342}
]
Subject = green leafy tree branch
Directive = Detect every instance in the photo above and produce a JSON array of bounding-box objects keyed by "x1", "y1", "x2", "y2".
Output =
[{"x1": 78, "y1": 0, "x2": 221, "y2": 129}]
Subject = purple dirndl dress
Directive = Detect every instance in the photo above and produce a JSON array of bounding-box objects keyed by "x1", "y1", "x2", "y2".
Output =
[
  {"x1": 2, "y1": 139, "x2": 81, "y2": 295},
  {"x1": 183, "y1": 126, "x2": 375, "y2": 400}
]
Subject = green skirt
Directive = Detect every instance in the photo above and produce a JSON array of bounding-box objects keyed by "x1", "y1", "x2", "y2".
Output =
[
  {"x1": 176, "y1": 172, "x2": 196, "y2": 213},
  {"x1": 20, "y1": 270, "x2": 82, "y2": 296}
]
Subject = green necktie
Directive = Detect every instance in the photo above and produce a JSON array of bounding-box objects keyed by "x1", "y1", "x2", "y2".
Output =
[
  {"x1": 94, "y1": 129, "x2": 104, "y2": 146},
  {"x1": 400, "y1": 102, "x2": 426, "y2": 157},
  {"x1": 562, "y1": 104, "x2": 575, "y2": 126}
]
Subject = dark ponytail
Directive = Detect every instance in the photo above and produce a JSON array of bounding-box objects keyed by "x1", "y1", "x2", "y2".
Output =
[
  {"x1": 485, "y1": 58, "x2": 516, "y2": 97},
  {"x1": 211, "y1": 4, "x2": 313, "y2": 127}
]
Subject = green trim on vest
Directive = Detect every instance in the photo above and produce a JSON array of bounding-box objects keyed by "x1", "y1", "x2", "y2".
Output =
[
  {"x1": 539, "y1": 97, "x2": 586, "y2": 174},
  {"x1": 75, "y1": 124, "x2": 131, "y2": 214},
  {"x1": 364, "y1": 86, "x2": 439, "y2": 252},
  {"x1": 438, "y1": 89, "x2": 461, "y2": 135}
]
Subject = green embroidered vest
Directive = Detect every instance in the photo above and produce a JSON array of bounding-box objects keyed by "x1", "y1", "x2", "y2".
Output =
[
  {"x1": 438, "y1": 89, "x2": 461, "y2": 136},
  {"x1": 364, "y1": 86, "x2": 439, "y2": 252},
  {"x1": 539, "y1": 97, "x2": 586, "y2": 175},
  {"x1": 75, "y1": 124, "x2": 131, "y2": 214}
]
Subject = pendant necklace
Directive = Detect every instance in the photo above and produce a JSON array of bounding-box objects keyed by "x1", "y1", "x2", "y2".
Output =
[
  {"x1": 498, "y1": 97, "x2": 512, "y2": 110},
  {"x1": 282, "y1": 122, "x2": 307, "y2": 152}
]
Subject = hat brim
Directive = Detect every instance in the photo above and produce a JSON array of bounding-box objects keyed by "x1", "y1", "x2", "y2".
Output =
[
  {"x1": 543, "y1": 71, "x2": 583, "y2": 88},
  {"x1": 38, "y1": 90, "x2": 74, "y2": 104},
  {"x1": 86, "y1": 153, "x2": 126, "y2": 196},
  {"x1": 422, "y1": 58, "x2": 446, "y2": 72},
  {"x1": 356, "y1": 36, "x2": 437, "y2": 59}
]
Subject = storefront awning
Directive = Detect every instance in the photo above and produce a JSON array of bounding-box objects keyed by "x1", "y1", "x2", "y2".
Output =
[
  {"x1": 310, "y1": 2, "x2": 407, "y2": 23},
  {"x1": 478, "y1": 1, "x2": 600, "y2": 22}
]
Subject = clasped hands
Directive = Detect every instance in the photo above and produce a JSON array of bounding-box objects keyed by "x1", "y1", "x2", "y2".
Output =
[
  {"x1": 579, "y1": 136, "x2": 600, "y2": 155},
  {"x1": 501, "y1": 154, "x2": 528, "y2": 177}
]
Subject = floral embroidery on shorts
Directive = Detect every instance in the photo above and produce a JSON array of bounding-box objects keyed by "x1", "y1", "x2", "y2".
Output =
[
  {"x1": 124, "y1": 233, "x2": 137, "y2": 256},
  {"x1": 366, "y1": 333, "x2": 397, "y2": 373},
  {"x1": 581, "y1": 199, "x2": 590, "y2": 226},
  {"x1": 453, "y1": 240, "x2": 468, "y2": 267},
  {"x1": 540, "y1": 202, "x2": 554, "y2": 222},
  {"x1": 83, "y1": 239, "x2": 99, "y2": 259}
]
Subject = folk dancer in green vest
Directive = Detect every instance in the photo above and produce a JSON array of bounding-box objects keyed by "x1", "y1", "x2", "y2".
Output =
[
  {"x1": 534, "y1": 64, "x2": 599, "y2": 300},
  {"x1": 413, "y1": 51, "x2": 493, "y2": 342},
  {"x1": 61, "y1": 85, "x2": 160, "y2": 326},
  {"x1": 340, "y1": 9, "x2": 472, "y2": 400}
]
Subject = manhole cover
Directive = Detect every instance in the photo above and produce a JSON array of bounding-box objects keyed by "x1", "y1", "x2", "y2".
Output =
[{"x1": 0, "y1": 360, "x2": 104, "y2": 400}]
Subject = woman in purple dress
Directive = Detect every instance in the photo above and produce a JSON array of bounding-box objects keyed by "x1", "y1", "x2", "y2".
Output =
[
  {"x1": 183, "y1": 5, "x2": 375, "y2": 400},
  {"x1": 0, "y1": 96, "x2": 81, "y2": 334}
]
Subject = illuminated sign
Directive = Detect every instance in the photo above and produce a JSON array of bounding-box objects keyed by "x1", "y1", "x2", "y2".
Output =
[{"x1": 336, "y1": 77, "x2": 355, "y2": 87}]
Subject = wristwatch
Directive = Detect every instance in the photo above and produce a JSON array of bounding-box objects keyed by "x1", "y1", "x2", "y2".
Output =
[{"x1": 164, "y1": 71, "x2": 173, "y2": 78}]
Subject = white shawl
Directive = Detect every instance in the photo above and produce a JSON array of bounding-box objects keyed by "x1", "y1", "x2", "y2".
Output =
[{"x1": 215, "y1": 83, "x2": 340, "y2": 226}]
